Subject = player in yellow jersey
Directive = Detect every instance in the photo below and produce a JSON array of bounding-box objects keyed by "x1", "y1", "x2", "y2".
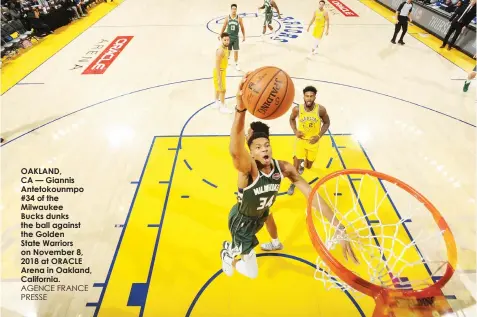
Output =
[
  {"x1": 213, "y1": 32, "x2": 233, "y2": 113},
  {"x1": 260, "y1": 85, "x2": 330, "y2": 251},
  {"x1": 307, "y1": 0, "x2": 329, "y2": 58}
]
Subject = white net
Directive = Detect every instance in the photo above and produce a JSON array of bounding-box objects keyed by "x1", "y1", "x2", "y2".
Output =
[{"x1": 311, "y1": 172, "x2": 449, "y2": 297}]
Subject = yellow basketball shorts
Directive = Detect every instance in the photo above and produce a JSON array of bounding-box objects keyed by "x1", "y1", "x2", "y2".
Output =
[
  {"x1": 294, "y1": 138, "x2": 320, "y2": 162},
  {"x1": 213, "y1": 68, "x2": 226, "y2": 92},
  {"x1": 312, "y1": 26, "x2": 324, "y2": 40}
]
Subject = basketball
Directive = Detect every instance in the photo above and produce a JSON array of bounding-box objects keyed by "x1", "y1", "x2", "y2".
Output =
[{"x1": 242, "y1": 66, "x2": 295, "y2": 120}]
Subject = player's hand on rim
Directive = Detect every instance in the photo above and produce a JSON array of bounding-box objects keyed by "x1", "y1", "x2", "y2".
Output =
[
  {"x1": 336, "y1": 227, "x2": 359, "y2": 264},
  {"x1": 340, "y1": 239, "x2": 359, "y2": 264}
]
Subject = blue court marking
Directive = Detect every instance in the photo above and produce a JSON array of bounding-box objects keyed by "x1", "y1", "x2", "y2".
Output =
[
  {"x1": 91, "y1": 136, "x2": 157, "y2": 316},
  {"x1": 93, "y1": 283, "x2": 105, "y2": 288},
  {"x1": 291, "y1": 77, "x2": 476, "y2": 128},
  {"x1": 202, "y1": 179, "x2": 218, "y2": 188},
  {"x1": 185, "y1": 253, "x2": 365, "y2": 317},
  {"x1": 329, "y1": 129, "x2": 391, "y2": 266},
  {"x1": 179, "y1": 133, "x2": 353, "y2": 137},
  {"x1": 2, "y1": 76, "x2": 472, "y2": 149},
  {"x1": 206, "y1": 13, "x2": 282, "y2": 38},
  {"x1": 136, "y1": 102, "x2": 214, "y2": 316},
  {"x1": 355, "y1": 141, "x2": 431, "y2": 277},
  {"x1": 184, "y1": 159, "x2": 193, "y2": 170},
  {"x1": 130, "y1": 181, "x2": 139, "y2": 184},
  {"x1": 86, "y1": 303, "x2": 99, "y2": 307},
  {"x1": 445, "y1": 295, "x2": 457, "y2": 299},
  {"x1": 50, "y1": 78, "x2": 463, "y2": 313},
  {"x1": 114, "y1": 224, "x2": 124, "y2": 228},
  {"x1": 326, "y1": 157, "x2": 333, "y2": 168},
  {"x1": 127, "y1": 283, "x2": 148, "y2": 307},
  {"x1": 159, "y1": 181, "x2": 169, "y2": 184},
  {"x1": 309, "y1": 177, "x2": 319, "y2": 185},
  {"x1": 168, "y1": 147, "x2": 177, "y2": 150},
  {"x1": 181, "y1": 195, "x2": 190, "y2": 198},
  {"x1": 350, "y1": 178, "x2": 361, "y2": 181},
  {"x1": 16, "y1": 82, "x2": 45, "y2": 85},
  {"x1": 147, "y1": 224, "x2": 161, "y2": 228},
  {"x1": 369, "y1": 220, "x2": 380, "y2": 224},
  {"x1": 334, "y1": 192, "x2": 343, "y2": 196}
]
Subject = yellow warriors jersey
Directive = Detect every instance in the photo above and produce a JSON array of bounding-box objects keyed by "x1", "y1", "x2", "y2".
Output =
[
  {"x1": 217, "y1": 45, "x2": 229, "y2": 70},
  {"x1": 297, "y1": 104, "x2": 322, "y2": 139},
  {"x1": 312, "y1": 9, "x2": 326, "y2": 39}
]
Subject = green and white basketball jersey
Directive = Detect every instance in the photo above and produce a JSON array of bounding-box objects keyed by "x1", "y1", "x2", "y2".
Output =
[
  {"x1": 226, "y1": 15, "x2": 240, "y2": 39},
  {"x1": 264, "y1": 0, "x2": 272, "y2": 14},
  {"x1": 237, "y1": 159, "x2": 283, "y2": 217}
]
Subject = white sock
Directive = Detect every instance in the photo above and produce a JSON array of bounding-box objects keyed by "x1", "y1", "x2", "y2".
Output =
[
  {"x1": 465, "y1": 79, "x2": 471, "y2": 84},
  {"x1": 272, "y1": 238, "x2": 280, "y2": 246},
  {"x1": 300, "y1": 162, "x2": 304, "y2": 167}
]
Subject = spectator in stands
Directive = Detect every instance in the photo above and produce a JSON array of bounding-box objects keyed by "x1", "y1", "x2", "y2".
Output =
[
  {"x1": 27, "y1": 6, "x2": 53, "y2": 37},
  {"x1": 440, "y1": 0, "x2": 476, "y2": 50},
  {"x1": 74, "y1": 0, "x2": 88, "y2": 16},
  {"x1": 8, "y1": 3, "x2": 21, "y2": 21}
]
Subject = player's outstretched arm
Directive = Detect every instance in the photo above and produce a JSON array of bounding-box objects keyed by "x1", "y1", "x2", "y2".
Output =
[
  {"x1": 278, "y1": 160, "x2": 359, "y2": 264},
  {"x1": 230, "y1": 74, "x2": 253, "y2": 173}
]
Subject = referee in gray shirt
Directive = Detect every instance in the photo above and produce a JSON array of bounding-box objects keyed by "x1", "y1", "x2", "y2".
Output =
[{"x1": 391, "y1": 0, "x2": 413, "y2": 44}]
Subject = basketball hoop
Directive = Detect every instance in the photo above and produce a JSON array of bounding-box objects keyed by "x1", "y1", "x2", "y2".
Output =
[{"x1": 306, "y1": 169, "x2": 458, "y2": 317}]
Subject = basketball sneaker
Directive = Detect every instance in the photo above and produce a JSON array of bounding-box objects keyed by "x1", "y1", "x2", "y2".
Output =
[
  {"x1": 260, "y1": 241, "x2": 283, "y2": 251},
  {"x1": 220, "y1": 105, "x2": 233, "y2": 114},
  {"x1": 221, "y1": 242, "x2": 234, "y2": 276}
]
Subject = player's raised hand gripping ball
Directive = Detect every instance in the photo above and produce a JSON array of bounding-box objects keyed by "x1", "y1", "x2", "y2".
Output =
[{"x1": 241, "y1": 66, "x2": 295, "y2": 120}]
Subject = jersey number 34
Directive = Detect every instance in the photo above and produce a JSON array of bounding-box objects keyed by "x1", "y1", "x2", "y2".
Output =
[{"x1": 258, "y1": 196, "x2": 275, "y2": 210}]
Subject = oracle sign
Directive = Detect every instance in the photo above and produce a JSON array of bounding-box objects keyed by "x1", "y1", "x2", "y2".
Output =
[
  {"x1": 82, "y1": 36, "x2": 133, "y2": 75},
  {"x1": 329, "y1": 0, "x2": 359, "y2": 17}
]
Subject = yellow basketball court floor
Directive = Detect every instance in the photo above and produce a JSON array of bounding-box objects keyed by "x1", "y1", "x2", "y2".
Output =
[{"x1": 1, "y1": 0, "x2": 475, "y2": 316}]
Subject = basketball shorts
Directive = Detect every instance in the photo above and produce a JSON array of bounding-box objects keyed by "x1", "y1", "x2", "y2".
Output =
[
  {"x1": 313, "y1": 26, "x2": 325, "y2": 40},
  {"x1": 264, "y1": 12, "x2": 273, "y2": 26},
  {"x1": 228, "y1": 204, "x2": 269, "y2": 255},
  {"x1": 213, "y1": 68, "x2": 226, "y2": 92},
  {"x1": 228, "y1": 37, "x2": 240, "y2": 51},
  {"x1": 294, "y1": 137, "x2": 320, "y2": 162}
]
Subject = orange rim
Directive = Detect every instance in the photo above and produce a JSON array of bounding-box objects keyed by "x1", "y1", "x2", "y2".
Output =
[{"x1": 306, "y1": 169, "x2": 457, "y2": 299}]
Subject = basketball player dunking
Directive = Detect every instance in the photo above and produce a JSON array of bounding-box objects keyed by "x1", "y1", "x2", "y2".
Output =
[
  {"x1": 220, "y1": 74, "x2": 356, "y2": 278},
  {"x1": 307, "y1": 0, "x2": 329, "y2": 57},
  {"x1": 212, "y1": 32, "x2": 233, "y2": 113},
  {"x1": 258, "y1": 0, "x2": 282, "y2": 41},
  {"x1": 219, "y1": 4, "x2": 246, "y2": 71}
]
